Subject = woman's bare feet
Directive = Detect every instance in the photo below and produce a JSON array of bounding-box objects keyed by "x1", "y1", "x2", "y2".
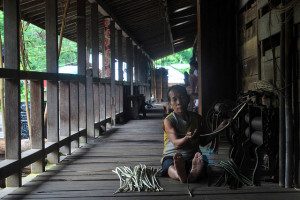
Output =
[
  {"x1": 172, "y1": 152, "x2": 187, "y2": 183},
  {"x1": 188, "y1": 152, "x2": 205, "y2": 182}
]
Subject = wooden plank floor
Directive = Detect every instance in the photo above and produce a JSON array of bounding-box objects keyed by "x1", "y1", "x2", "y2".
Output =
[{"x1": 2, "y1": 109, "x2": 300, "y2": 199}]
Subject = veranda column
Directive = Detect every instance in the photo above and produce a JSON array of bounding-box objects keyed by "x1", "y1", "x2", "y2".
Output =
[
  {"x1": 46, "y1": 0, "x2": 59, "y2": 164},
  {"x1": 103, "y1": 17, "x2": 116, "y2": 126},
  {"x1": 126, "y1": 38, "x2": 133, "y2": 95},
  {"x1": 4, "y1": 0, "x2": 21, "y2": 187},
  {"x1": 77, "y1": 0, "x2": 87, "y2": 143},
  {"x1": 118, "y1": 30, "x2": 123, "y2": 82},
  {"x1": 91, "y1": 2, "x2": 100, "y2": 137},
  {"x1": 117, "y1": 30, "x2": 123, "y2": 115}
]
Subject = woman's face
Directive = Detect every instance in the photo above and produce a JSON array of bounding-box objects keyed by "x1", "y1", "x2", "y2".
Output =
[{"x1": 169, "y1": 88, "x2": 189, "y2": 114}]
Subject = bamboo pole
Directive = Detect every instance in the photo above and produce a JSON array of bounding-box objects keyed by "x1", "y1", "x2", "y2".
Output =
[
  {"x1": 44, "y1": 0, "x2": 70, "y2": 126},
  {"x1": 0, "y1": 27, "x2": 5, "y2": 140},
  {"x1": 58, "y1": 0, "x2": 71, "y2": 58}
]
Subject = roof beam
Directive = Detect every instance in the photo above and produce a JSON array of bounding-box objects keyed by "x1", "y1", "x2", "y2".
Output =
[
  {"x1": 164, "y1": 0, "x2": 174, "y2": 54},
  {"x1": 94, "y1": 0, "x2": 152, "y2": 60}
]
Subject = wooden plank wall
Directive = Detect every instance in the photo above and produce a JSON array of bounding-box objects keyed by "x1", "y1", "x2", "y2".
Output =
[
  {"x1": 152, "y1": 68, "x2": 168, "y2": 102},
  {"x1": 239, "y1": 0, "x2": 300, "y2": 91},
  {"x1": 238, "y1": 0, "x2": 300, "y2": 186},
  {"x1": 238, "y1": 0, "x2": 259, "y2": 91}
]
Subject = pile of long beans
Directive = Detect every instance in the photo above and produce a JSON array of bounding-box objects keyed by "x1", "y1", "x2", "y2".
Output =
[
  {"x1": 113, "y1": 164, "x2": 164, "y2": 194},
  {"x1": 213, "y1": 160, "x2": 253, "y2": 188}
]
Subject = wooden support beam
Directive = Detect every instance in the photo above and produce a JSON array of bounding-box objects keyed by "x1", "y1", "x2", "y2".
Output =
[
  {"x1": 77, "y1": 0, "x2": 86, "y2": 77},
  {"x1": 110, "y1": 20, "x2": 116, "y2": 126},
  {"x1": 118, "y1": 30, "x2": 123, "y2": 81},
  {"x1": 99, "y1": 83, "x2": 106, "y2": 126},
  {"x1": 284, "y1": 2, "x2": 294, "y2": 188},
  {"x1": 77, "y1": 0, "x2": 87, "y2": 144},
  {"x1": 94, "y1": 0, "x2": 152, "y2": 59},
  {"x1": 59, "y1": 81, "x2": 71, "y2": 154},
  {"x1": 126, "y1": 38, "x2": 133, "y2": 95},
  {"x1": 105, "y1": 83, "x2": 111, "y2": 128},
  {"x1": 196, "y1": 0, "x2": 202, "y2": 115},
  {"x1": 116, "y1": 84, "x2": 120, "y2": 114},
  {"x1": 45, "y1": 0, "x2": 59, "y2": 164},
  {"x1": 163, "y1": 0, "x2": 174, "y2": 54},
  {"x1": 86, "y1": 3, "x2": 99, "y2": 139},
  {"x1": 133, "y1": 46, "x2": 137, "y2": 84},
  {"x1": 30, "y1": 80, "x2": 45, "y2": 173},
  {"x1": 93, "y1": 82, "x2": 100, "y2": 136},
  {"x1": 86, "y1": 69, "x2": 94, "y2": 138},
  {"x1": 4, "y1": 0, "x2": 21, "y2": 187},
  {"x1": 91, "y1": 2, "x2": 99, "y2": 78},
  {"x1": 70, "y1": 81, "x2": 79, "y2": 148},
  {"x1": 120, "y1": 84, "x2": 124, "y2": 113}
]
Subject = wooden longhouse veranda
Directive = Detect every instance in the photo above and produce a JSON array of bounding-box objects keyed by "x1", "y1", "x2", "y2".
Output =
[{"x1": 0, "y1": 0, "x2": 300, "y2": 199}]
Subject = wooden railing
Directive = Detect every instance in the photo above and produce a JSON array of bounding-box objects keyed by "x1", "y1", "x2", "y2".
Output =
[{"x1": 0, "y1": 68, "x2": 149, "y2": 187}]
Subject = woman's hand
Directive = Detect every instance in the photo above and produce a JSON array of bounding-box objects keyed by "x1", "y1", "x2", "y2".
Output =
[{"x1": 186, "y1": 129, "x2": 200, "y2": 140}]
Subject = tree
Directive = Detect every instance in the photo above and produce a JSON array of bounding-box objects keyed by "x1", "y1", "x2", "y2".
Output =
[{"x1": 155, "y1": 48, "x2": 193, "y2": 66}]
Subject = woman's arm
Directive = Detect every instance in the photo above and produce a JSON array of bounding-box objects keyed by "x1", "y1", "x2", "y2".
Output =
[
  {"x1": 164, "y1": 118, "x2": 191, "y2": 149},
  {"x1": 199, "y1": 118, "x2": 232, "y2": 146}
]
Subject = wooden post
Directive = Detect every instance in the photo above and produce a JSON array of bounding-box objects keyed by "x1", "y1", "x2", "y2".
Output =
[
  {"x1": 93, "y1": 82, "x2": 100, "y2": 136},
  {"x1": 45, "y1": 0, "x2": 59, "y2": 164},
  {"x1": 103, "y1": 17, "x2": 115, "y2": 127},
  {"x1": 91, "y1": 3, "x2": 99, "y2": 136},
  {"x1": 117, "y1": 30, "x2": 123, "y2": 116},
  {"x1": 30, "y1": 81, "x2": 45, "y2": 173},
  {"x1": 133, "y1": 45, "x2": 137, "y2": 84},
  {"x1": 126, "y1": 38, "x2": 133, "y2": 95},
  {"x1": 4, "y1": 0, "x2": 21, "y2": 187},
  {"x1": 99, "y1": 83, "x2": 106, "y2": 125},
  {"x1": 110, "y1": 20, "x2": 116, "y2": 126},
  {"x1": 105, "y1": 83, "x2": 111, "y2": 128},
  {"x1": 284, "y1": 2, "x2": 294, "y2": 188},
  {"x1": 86, "y1": 69, "x2": 94, "y2": 138},
  {"x1": 196, "y1": 0, "x2": 202, "y2": 115},
  {"x1": 77, "y1": 0, "x2": 87, "y2": 144},
  {"x1": 59, "y1": 81, "x2": 70, "y2": 154},
  {"x1": 279, "y1": 0, "x2": 286, "y2": 187},
  {"x1": 91, "y1": 3, "x2": 99, "y2": 78},
  {"x1": 120, "y1": 83, "x2": 124, "y2": 113},
  {"x1": 118, "y1": 30, "x2": 123, "y2": 81},
  {"x1": 70, "y1": 81, "x2": 79, "y2": 148},
  {"x1": 116, "y1": 84, "x2": 120, "y2": 115}
]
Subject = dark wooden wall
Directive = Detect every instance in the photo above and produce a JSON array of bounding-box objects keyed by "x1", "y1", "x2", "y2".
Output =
[
  {"x1": 237, "y1": 0, "x2": 300, "y2": 187},
  {"x1": 199, "y1": 0, "x2": 237, "y2": 121}
]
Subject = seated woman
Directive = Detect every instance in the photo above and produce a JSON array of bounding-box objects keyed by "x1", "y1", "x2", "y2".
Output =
[{"x1": 159, "y1": 85, "x2": 230, "y2": 182}]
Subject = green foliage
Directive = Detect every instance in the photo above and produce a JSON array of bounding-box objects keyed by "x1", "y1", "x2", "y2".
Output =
[
  {"x1": 155, "y1": 48, "x2": 193, "y2": 66},
  {"x1": 0, "y1": 11, "x2": 77, "y2": 72},
  {"x1": 0, "y1": 10, "x2": 77, "y2": 102}
]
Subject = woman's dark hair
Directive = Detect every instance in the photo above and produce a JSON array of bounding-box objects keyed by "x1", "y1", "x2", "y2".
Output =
[
  {"x1": 167, "y1": 85, "x2": 190, "y2": 102},
  {"x1": 183, "y1": 72, "x2": 190, "y2": 86},
  {"x1": 189, "y1": 60, "x2": 198, "y2": 69}
]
